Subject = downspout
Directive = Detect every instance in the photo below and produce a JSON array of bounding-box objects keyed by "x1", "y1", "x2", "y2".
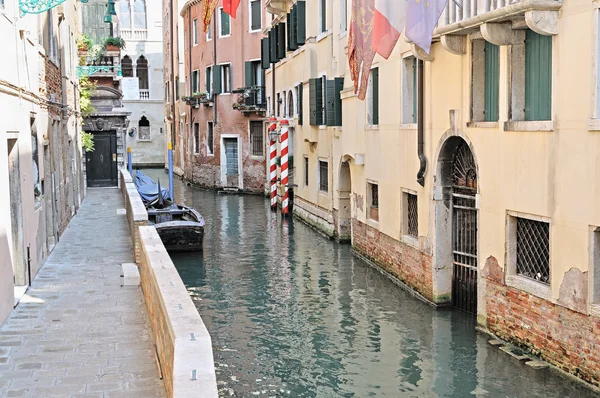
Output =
[
  {"x1": 170, "y1": 0, "x2": 176, "y2": 148},
  {"x1": 213, "y1": 14, "x2": 217, "y2": 126},
  {"x1": 416, "y1": 59, "x2": 426, "y2": 187},
  {"x1": 271, "y1": 16, "x2": 275, "y2": 116},
  {"x1": 188, "y1": 9, "x2": 193, "y2": 181}
]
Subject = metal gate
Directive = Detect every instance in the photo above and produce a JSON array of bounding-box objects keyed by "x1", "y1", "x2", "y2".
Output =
[
  {"x1": 223, "y1": 138, "x2": 239, "y2": 188},
  {"x1": 451, "y1": 142, "x2": 478, "y2": 314}
]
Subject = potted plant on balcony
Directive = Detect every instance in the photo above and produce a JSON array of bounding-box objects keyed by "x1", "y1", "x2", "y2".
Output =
[
  {"x1": 191, "y1": 91, "x2": 209, "y2": 101},
  {"x1": 77, "y1": 34, "x2": 94, "y2": 53},
  {"x1": 104, "y1": 36, "x2": 126, "y2": 52}
]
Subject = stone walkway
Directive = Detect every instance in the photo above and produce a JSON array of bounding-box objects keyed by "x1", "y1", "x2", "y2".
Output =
[{"x1": 0, "y1": 188, "x2": 166, "y2": 398}]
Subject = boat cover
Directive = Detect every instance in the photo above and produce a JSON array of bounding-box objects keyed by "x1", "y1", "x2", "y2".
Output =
[{"x1": 134, "y1": 170, "x2": 171, "y2": 204}]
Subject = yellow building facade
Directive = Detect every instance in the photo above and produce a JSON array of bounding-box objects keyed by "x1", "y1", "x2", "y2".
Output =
[{"x1": 266, "y1": 0, "x2": 600, "y2": 386}]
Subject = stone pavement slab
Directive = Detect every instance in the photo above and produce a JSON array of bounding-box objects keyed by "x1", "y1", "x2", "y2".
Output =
[{"x1": 0, "y1": 188, "x2": 166, "y2": 398}]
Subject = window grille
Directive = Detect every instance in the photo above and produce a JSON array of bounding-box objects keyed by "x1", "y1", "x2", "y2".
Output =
[
  {"x1": 407, "y1": 193, "x2": 418, "y2": 237},
  {"x1": 250, "y1": 121, "x2": 263, "y2": 156},
  {"x1": 207, "y1": 122, "x2": 214, "y2": 155},
  {"x1": 516, "y1": 218, "x2": 550, "y2": 284},
  {"x1": 370, "y1": 184, "x2": 378, "y2": 208},
  {"x1": 319, "y1": 161, "x2": 328, "y2": 192},
  {"x1": 136, "y1": 56, "x2": 149, "y2": 90},
  {"x1": 121, "y1": 56, "x2": 133, "y2": 77},
  {"x1": 304, "y1": 157, "x2": 309, "y2": 186},
  {"x1": 193, "y1": 123, "x2": 199, "y2": 154}
]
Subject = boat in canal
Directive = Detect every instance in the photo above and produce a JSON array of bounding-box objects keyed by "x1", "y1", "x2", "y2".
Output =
[{"x1": 134, "y1": 170, "x2": 205, "y2": 252}]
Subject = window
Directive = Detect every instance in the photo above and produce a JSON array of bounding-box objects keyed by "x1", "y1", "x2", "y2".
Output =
[
  {"x1": 206, "y1": 66, "x2": 212, "y2": 96},
  {"x1": 31, "y1": 117, "x2": 41, "y2": 209},
  {"x1": 207, "y1": 17, "x2": 213, "y2": 40},
  {"x1": 325, "y1": 78, "x2": 343, "y2": 126},
  {"x1": 249, "y1": 0, "x2": 261, "y2": 31},
  {"x1": 139, "y1": 116, "x2": 151, "y2": 140},
  {"x1": 121, "y1": 56, "x2": 133, "y2": 77},
  {"x1": 404, "y1": 192, "x2": 418, "y2": 238},
  {"x1": 207, "y1": 121, "x2": 214, "y2": 155},
  {"x1": 250, "y1": 121, "x2": 263, "y2": 156},
  {"x1": 297, "y1": 83, "x2": 303, "y2": 124},
  {"x1": 340, "y1": 0, "x2": 347, "y2": 32},
  {"x1": 119, "y1": 0, "x2": 131, "y2": 29},
  {"x1": 193, "y1": 123, "x2": 199, "y2": 154},
  {"x1": 319, "y1": 161, "x2": 328, "y2": 192},
  {"x1": 367, "y1": 68, "x2": 379, "y2": 125},
  {"x1": 593, "y1": 229, "x2": 600, "y2": 304},
  {"x1": 136, "y1": 56, "x2": 149, "y2": 90},
  {"x1": 133, "y1": 0, "x2": 147, "y2": 29},
  {"x1": 192, "y1": 70, "x2": 199, "y2": 94},
  {"x1": 368, "y1": 183, "x2": 379, "y2": 221},
  {"x1": 282, "y1": 90, "x2": 287, "y2": 117},
  {"x1": 193, "y1": 19, "x2": 198, "y2": 45},
  {"x1": 287, "y1": 91, "x2": 294, "y2": 118},
  {"x1": 525, "y1": 30, "x2": 552, "y2": 121},
  {"x1": 402, "y1": 57, "x2": 417, "y2": 124},
  {"x1": 516, "y1": 217, "x2": 550, "y2": 284},
  {"x1": 321, "y1": 76, "x2": 326, "y2": 123},
  {"x1": 309, "y1": 78, "x2": 323, "y2": 125},
  {"x1": 277, "y1": 93, "x2": 281, "y2": 117},
  {"x1": 221, "y1": 64, "x2": 231, "y2": 93},
  {"x1": 304, "y1": 156, "x2": 309, "y2": 186},
  {"x1": 219, "y1": 8, "x2": 231, "y2": 37},
  {"x1": 318, "y1": 0, "x2": 327, "y2": 33},
  {"x1": 471, "y1": 40, "x2": 499, "y2": 122}
]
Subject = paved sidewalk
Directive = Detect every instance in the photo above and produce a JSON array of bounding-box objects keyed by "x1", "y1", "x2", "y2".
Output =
[{"x1": 0, "y1": 188, "x2": 166, "y2": 398}]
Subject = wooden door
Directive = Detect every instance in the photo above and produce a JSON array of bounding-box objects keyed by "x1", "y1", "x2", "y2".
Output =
[{"x1": 86, "y1": 132, "x2": 117, "y2": 187}]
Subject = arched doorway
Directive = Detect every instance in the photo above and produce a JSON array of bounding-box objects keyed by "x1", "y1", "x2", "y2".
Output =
[
  {"x1": 434, "y1": 136, "x2": 478, "y2": 314},
  {"x1": 336, "y1": 160, "x2": 352, "y2": 242}
]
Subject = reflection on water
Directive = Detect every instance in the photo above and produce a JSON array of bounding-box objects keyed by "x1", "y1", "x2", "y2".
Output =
[{"x1": 143, "y1": 169, "x2": 597, "y2": 397}]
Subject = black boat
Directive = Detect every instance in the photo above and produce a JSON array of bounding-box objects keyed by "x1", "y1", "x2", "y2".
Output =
[{"x1": 134, "y1": 170, "x2": 205, "y2": 252}]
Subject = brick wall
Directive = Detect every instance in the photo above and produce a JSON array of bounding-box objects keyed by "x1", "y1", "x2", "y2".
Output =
[
  {"x1": 352, "y1": 219, "x2": 434, "y2": 302},
  {"x1": 485, "y1": 268, "x2": 600, "y2": 386}
]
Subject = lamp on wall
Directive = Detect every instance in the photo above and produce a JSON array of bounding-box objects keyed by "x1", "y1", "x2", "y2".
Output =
[
  {"x1": 107, "y1": 0, "x2": 117, "y2": 15},
  {"x1": 104, "y1": 13, "x2": 112, "y2": 23}
]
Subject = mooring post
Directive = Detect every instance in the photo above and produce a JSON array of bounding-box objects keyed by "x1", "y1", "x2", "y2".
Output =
[
  {"x1": 168, "y1": 142, "x2": 174, "y2": 201},
  {"x1": 127, "y1": 146, "x2": 132, "y2": 176},
  {"x1": 280, "y1": 119, "x2": 289, "y2": 217},
  {"x1": 268, "y1": 116, "x2": 278, "y2": 211}
]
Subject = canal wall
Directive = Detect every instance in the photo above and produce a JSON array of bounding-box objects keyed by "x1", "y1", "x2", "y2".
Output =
[{"x1": 120, "y1": 170, "x2": 219, "y2": 397}]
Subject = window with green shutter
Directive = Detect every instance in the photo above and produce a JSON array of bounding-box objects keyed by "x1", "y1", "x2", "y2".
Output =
[
  {"x1": 277, "y1": 23, "x2": 286, "y2": 60},
  {"x1": 206, "y1": 66, "x2": 212, "y2": 95},
  {"x1": 213, "y1": 65, "x2": 222, "y2": 94},
  {"x1": 368, "y1": 68, "x2": 379, "y2": 125},
  {"x1": 261, "y1": 38, "x2": 270, "y2": 69},
  {"x1": 298, "y1": 83, "x2": 303, "y2": 125},
  {"x1": 484, "y1": 41, "x2": 499, "y2": 122},
  {"x1": 290, "y1": 6, "x2": 298, "y2": 50},
  {"x1": 250, "y1": 0, "x2": 261, "y2": 31},
  {"x1": 269, "y1": 29, "x2": 277, "y2": 64},
  {"x1": 412, "y1": 58, "x2": 417, "y2": 123},
  {"x1": 245, "y1": 61, "x2": 254, "y2": 87},
  {"x1": 220, "y1": 8, "x2": 230, "y2": 37},
  {"x1": 296, "y1": 1, "x2": 306, "y2": 45},
  {"x1": 309, "y1": 78, "x2": 323, "y2": 126},
  {"x1": 325, "y1": 78, "x2": 343, "y2": 126},
  {"x1": 525, "y1": 30, "x2": 552, "y2": 121}
]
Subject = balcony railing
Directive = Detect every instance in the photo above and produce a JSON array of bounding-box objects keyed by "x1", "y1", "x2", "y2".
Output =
[
  {"x1": 433, "y1": 0, "x2": 562, "y2": 37},
  {"x1": 140, "y1": 89, "x2": 150, "y2": 100},
  {"x1": 232, "y1": 86, "x2": 267, "y2": 114},
  {"x1": 121, "y1": 29, "x2": 148, "y2": 41}
]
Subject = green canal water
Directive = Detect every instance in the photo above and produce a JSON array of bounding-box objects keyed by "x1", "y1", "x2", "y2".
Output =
[{"x1": 146, "y1": 170, "x2": 598, "y2": 397}]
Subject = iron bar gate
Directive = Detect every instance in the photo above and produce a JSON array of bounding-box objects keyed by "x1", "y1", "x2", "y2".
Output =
[{"x1": 451, "y1": 142, "x2": 478, "y2": 314}]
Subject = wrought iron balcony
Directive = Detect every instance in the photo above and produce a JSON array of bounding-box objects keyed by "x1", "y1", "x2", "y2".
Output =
[
  {"x1": 182, "y1": 92, "x2": 213, "y2": 108},
  {"x1": 433, "y1": 0, "x2": 561, "y2": 48},
  {"x1": 232, "y1": 86, "x2": 267, "y2": 114}
]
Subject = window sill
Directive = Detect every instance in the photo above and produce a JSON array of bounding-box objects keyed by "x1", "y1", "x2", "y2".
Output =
[
  {"x1": 339, "y1": 31, "x2": 348, "y2": 39},
  {"x1": 402, "y1": 234, "x2": 419, "y2": 249},
  {"x1": 365, "y1": 125, "x2": 379, "y2": 130},
  {"x1": 588, "y1": 119, "x2": 600, "y2": 131},
  {"x1": 505, "y1": 274, "x2": 552, "y2": 301},
  {"x1": 503, "y1": 120, "x2": 555, "y2": 132},
  {"x1": 219, "y1": 34, "x2": 231, "y2": 39},
  {"x1": 194, "y1": 153, "x2": 200, "y2": 156},
  {"x1": 249, "y1": 29, "x2": 262, "y2": 34},
  {"x1": 319, "y1": 190, "x2": 329, "y2": 197},
  {"x1": 137, "y1": 139, "x2": 152, "y2": 143},
  {"x1": 366, "y1": 218, "x2": 379, "y2": 229},
  {"x1": 467, "y1": 121, "x2": 498, "y2": 128},
  {"x1": 316, "y1": 30, "x2": 332, "y2": 42},
  {"x1": 318, "y1": 125, "x2": 327, "y2": 130},
  {"x1": 399, "y1": 123, "x2": 417, "y2": 130}
]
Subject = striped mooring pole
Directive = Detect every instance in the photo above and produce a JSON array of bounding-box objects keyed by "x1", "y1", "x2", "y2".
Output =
[
  {"x1": 127, "y1": 146, "x2": 132, "y2": 176},
  {"x1": 167, "y1": 142, "x2": 174, "y2": 202},
  {"x1": 280, "y1": 119, "x2": 289, "y2": 216},
  {"x1": 269, "y1": 116, "x2": 278, "y2": 211}
]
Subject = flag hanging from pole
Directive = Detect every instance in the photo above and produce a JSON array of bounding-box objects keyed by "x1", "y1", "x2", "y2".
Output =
[
  {"x1": 405, "y1": 0, "x2": 447, "y2": 54},
  {"x1": 223, "y1": 0, "x2": 241, "y2": 18},
  {"x1": 372, "y1": 0, "x2": 407, "y2": 59},
  {"x1": 348, "y1": 0, "x2": 376, "y2": 100},
  {"x1": 202, "y1": 0, "x2": 219, "y2": 32}
]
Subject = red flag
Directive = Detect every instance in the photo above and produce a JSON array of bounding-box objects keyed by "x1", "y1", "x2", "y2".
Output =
[
  {"x1": 348, "y1": 0, "x2": 376, "y2": 100},
  {"x1": 223, "y1": 0, "x2": 241, "y2": 18}
]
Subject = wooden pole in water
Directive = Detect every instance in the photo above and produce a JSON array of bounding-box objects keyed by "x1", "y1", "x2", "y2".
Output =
[
  {"x1": 127, "y1": 147, "x2": 132, "y2": 176},
  {"x1": 280, "y1": 119, "x2": 289, "y2": 217},
  {"x1": 269, "y1": 116, "x2": 278, "y2": 211},
  {"x1": 168, "y1": 142, "x2": 174, "y2": 202}
]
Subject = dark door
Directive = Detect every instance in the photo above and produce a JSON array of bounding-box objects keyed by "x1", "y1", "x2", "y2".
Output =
[{"x1": 86, "y1": 131, "x2": 117, "y2": 187}]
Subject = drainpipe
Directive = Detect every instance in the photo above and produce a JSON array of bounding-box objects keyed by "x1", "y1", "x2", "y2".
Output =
[
  {"x1": 416, "y1": 59, "x2": 426, "y2": 187},
  {"x1": 188, "y1": 9, "x2": 193, "y2": 181},
  {"x1": 213, "y1": 14, "x2": 218, "y2": 126},
  {"x1": 170, "y1": 0, "x2": 176, "y2": 148}
]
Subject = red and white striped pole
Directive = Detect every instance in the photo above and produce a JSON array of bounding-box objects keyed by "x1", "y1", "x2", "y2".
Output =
[
  {"x1": 280, "y1": 119, "x2": 289, "y2": 216},
  {"x1": 269, "y1": 116, "x2": 278, "y2": 211}
]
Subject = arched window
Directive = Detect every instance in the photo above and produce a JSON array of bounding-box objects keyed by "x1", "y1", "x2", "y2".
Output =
[
  {"x1": 136, "y1": 56, "x2": 148, "y2": 89},
  {"x1": 287, "y1": 91, "x2": 294, "y2": 118},
  {"x1": 121, "y1": 55, "x2": 133, "y2": 77},
  {"x1": 119, "y1": 0, "x2": 131, "y2": 29},
  {"x1": 133, "y1": 0, "x2": 147, "y2": 29},
  {"x1": 138, "y1": 116, "x2": 150, "y2": 140}
]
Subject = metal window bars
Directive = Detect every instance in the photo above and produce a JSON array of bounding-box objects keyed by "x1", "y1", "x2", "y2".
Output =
[
  {"x1": 371, "y1": 184, "x2": 379, "y2": 209},
  {"x1": 516, "y1": 218, "x2": 550, "y2": 284},
  {"x1": 319, "y1": 161, "x2": 328, "y2": 192},
  {"x1": 407, "y1": 193, "x2": 418, "y2": 238}
]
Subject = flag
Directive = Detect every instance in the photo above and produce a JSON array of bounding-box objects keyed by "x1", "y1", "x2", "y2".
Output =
[
  {"x1": 405, "y1": 0, "x2": 447, "y2": 54},
  {"x1": 223, "y1": 0, "x2": 241, "y2": 18},
  {"x1": 348, "y1": 0, "x2": 376, "y2": 100},
  {"x1": 202, "y1": 0, "x2": 219, "y2": 33},
  {"x1": 372, "y1": 0, "x2": 407, "y2": 59}
]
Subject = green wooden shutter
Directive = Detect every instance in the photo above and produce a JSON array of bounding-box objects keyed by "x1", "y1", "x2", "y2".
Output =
[
  {"x1": 251, "y1": 0, "x2": 261, "y2": 31},
  {"x1": 277, "y1": 23, "x2": 286, "y2": 60},
  {"x1": 326, "y1": 80, "x2": 335, "y2": 126},
  {"x1": 296, "y1": 1, "x2": 306, "y2": 45},
  {"x1": 221, "y1": 11, "x2": 230, "y2": 36},
  {"x1": 287, "y1": 13, "x2": 292, "y2": 51},
  {"x1": 372, "y1": 68, "x2": 379, "y2": 125},
  {"x1": 298, "y1": 83, "x2": 303, "y2": 125},
  {"x1": 334, "y1": 77, "x2": 344, "y2": 126},
  {"x1": 412, "y1": 58, "x2": 417, "y2": 123},
  {"x1": 484, "y1": 41, "x2": 499, "y2": 122},
  {"x1": 213, "y1": 65, "x2": 222, "y2": 94},
  {"x1": 291, "y1": 5, "x2": 298, "y2": 50},
  {"x1": 206, "y1": 66, "x2": 211, "y2": 92},
  {"x1": 309, "y1": 78, "x2": 323, "y2": 126},
  {"x1": 525, "y1": 30, "x2": 552, "y2": 121},
  {"x1": 261, "y1": 38, "x2": 270, "y2": 69},
  {"x1": 244, "y1": 61, "x2": 254, "y2": 87},
  {"x1": 269, "y1": 29, "x2": 277, "y2": 63}
]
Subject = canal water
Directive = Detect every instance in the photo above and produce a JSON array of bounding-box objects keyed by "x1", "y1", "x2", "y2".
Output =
[{"x1": 144, "y1": 170, "x2": 597, "y2": 397}]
